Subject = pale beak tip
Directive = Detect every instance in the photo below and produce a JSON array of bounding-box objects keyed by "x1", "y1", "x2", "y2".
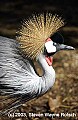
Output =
[
  {"x1": 66, "y1": 46, "x2": 75, "y2": 50},
  {"x1": 71, "y1": 47, "x2": 75, "y2": 50}
]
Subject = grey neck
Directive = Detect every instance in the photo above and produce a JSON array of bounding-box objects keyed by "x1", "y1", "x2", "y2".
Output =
[{"x1": 36, "y1": 53, "x2": 55, "y2": 93}]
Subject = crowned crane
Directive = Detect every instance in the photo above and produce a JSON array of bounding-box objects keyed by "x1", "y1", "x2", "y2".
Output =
[{"x1": 0, "y1": 13, "x2": 75, "y2": 115}]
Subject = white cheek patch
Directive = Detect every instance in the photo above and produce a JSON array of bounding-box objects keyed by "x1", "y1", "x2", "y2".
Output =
[{"x1": 45, "y1": 40, "x2": 56, "y2": 53}]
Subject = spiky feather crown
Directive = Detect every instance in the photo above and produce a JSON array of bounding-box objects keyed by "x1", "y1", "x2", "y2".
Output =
[{"x1": 17, "y1": 13, "x2": 64, "y2": 59}]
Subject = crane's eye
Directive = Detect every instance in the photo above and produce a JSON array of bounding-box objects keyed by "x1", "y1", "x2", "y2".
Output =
[
  {"x1": 53, "y1": 42, "x2": 60, "y2": 46},
  {"x1": 53, "y1": 42, "x2": 57, "y2": 46}
]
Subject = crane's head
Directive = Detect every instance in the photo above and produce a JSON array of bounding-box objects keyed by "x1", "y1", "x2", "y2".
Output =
[
  {"x1": 44, "y1": 32, "x2": 75, "y2": 66},
  {"x1": 17, "y1": 13, "x2": 75, "y2": 62}
]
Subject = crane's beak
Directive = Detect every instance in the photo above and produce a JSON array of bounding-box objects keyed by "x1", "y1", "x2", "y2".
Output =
[{"x1": 57, "y1": 44, "x2": 75, "y2": 51}]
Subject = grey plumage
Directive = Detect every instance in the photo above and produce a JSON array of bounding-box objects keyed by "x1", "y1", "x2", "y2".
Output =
[
  {"x1": 0, "y1": 36, "x2": 55, "y2": 114},
  {"x1": 0, "y1": 13, "x2": 74, "y2": 115}
]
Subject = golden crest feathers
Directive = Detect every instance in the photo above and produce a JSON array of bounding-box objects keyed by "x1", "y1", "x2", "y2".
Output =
[{"x1": 16, "y1": 13, "x2": 64, "y2": 59}]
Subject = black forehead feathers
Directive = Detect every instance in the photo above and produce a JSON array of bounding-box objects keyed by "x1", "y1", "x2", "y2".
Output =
[{"x1": 51, "y1": 32, "x2": 64, "y2": 44}]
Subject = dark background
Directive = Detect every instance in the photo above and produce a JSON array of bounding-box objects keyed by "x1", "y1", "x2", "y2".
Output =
[
  {"x1": 0, "y1": 0, "x2": 78, "y2": 47},
  {"x1": 0, "y1": 1, "x2": 78, "y2": 120}
]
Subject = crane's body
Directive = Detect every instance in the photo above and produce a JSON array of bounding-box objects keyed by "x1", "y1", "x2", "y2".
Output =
[
  {"x1": 0, "y1": 13, "x2": 74, "y2": 115},
  {"x1": 0, "y1": 36, "x2": 55, "y2": 114}
]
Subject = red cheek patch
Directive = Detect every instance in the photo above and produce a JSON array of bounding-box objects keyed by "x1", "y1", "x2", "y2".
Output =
[
  {"x1": 45, "y1": 38, "x2": 52, "y2": 42},
  {"x1": 45, "y1": 56, "x2": 53, "y2": 66}
]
